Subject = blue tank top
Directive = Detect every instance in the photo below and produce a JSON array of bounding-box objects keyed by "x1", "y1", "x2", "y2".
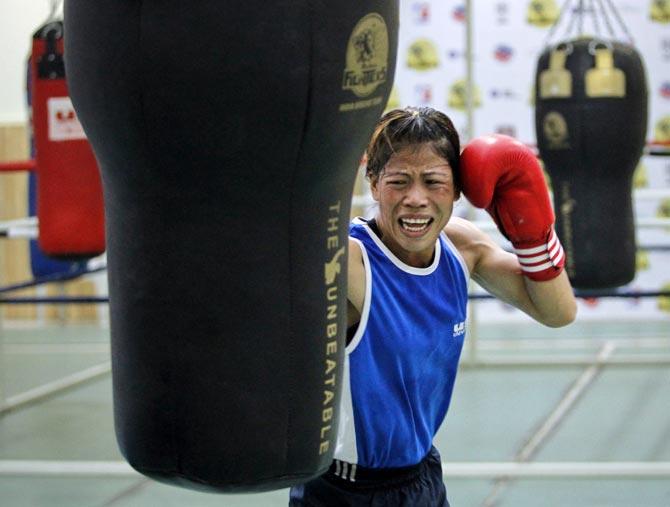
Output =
[{"x1": 334, "y1": 218, "x2": 469, "y2": 469}]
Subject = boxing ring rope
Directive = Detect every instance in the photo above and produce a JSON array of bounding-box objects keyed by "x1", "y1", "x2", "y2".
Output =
[{"x1": 1, "y1": 291, "x2": 670, "y2": 305}]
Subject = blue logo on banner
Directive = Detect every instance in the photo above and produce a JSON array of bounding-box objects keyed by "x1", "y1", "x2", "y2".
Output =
[
  {"x1": 494, "y1": 44, "x2": 514, "y2": 62},
  {"x1": 490, "y1": 88, "x2": 517, "y2": 99},
  {"x1": 446, "y1": 49, "x2": 465, "y2": 60}
]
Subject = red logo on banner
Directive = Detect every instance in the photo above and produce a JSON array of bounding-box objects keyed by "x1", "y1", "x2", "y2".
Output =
[
  {"x1": 412, "y1": 2, "x2": 431, "y2": 23},
  {"x1": 414, "y1": 84, "x2": 433, "y2": 104},
  {"x1": 494, "y1": 44, "x2": 514, "y2": 62},
  {"x1": 453, "y1": 5, "x2": 466, "y2": 22},
  {"x1": 661, "y1": 82, "x2": 670, "y2": 99}
]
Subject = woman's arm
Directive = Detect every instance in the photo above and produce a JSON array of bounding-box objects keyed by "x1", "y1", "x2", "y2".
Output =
[
  {"x1": 347, "y1": 237, "x2": 365, "y2": 328},
  {"x1": 447, "y1": 217, "x2": 577, "y2": 327}
]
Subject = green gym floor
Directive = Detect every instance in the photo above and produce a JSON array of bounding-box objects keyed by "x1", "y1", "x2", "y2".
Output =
[{"x1": 1, "y1": 317, "x2": 669, "y2": 506}]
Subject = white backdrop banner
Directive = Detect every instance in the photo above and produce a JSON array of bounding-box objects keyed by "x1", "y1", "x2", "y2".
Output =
[{"x1": 387, "y1": 0, "x2": 670, "y2": 321}]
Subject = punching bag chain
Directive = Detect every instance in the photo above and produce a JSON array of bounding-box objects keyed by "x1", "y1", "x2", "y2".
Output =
[
  {"x1": 602, "y1": 0, "x2": 634, "y2": 44},
  {"x1": 543, "y1": 0, "x2": 634, "y2": 48}
]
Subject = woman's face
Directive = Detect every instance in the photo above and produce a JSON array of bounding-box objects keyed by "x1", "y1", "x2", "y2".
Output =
[{"x1": 371, "y1": 143, "x2": 459, "y2": 267}]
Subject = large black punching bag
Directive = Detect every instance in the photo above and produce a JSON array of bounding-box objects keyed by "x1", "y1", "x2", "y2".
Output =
[
  {"x1": 535, "y1": 39, "x2": 647, "y2": 288},
  {"x1": 64, "y1": 0, "x2": 397, "y2": 492}
]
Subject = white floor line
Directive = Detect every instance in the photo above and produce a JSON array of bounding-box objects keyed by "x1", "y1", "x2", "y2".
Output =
[
  {"x1": 0, "y1": 361, "x2": 111, "y2": 414},
  {"x1": 477, "y1": 337, "x2": 670, "y2": 351},
  {"x1": 1, "y1": 460, "x2": 669, "y2": 478},
  {"x1": 2, "y1": 343, "x2": 110, "y2": 355},
  {"x1": 441, "y1": 461, "x2": 670, "y2": 478},
  {"x1": 480, "y1": 342, "x2": 616, "y2": 507},
  {"x1": 517, "y1": 342, "x2": 616, "y2": 463}
]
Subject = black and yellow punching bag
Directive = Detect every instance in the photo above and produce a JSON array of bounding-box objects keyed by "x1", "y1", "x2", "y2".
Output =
[
  {"x1": 535, "y1": 39, "x2": 648, "y2": 288},
  {"x1": 64, "y1": 0, "x2": 397, "y2": 493}
]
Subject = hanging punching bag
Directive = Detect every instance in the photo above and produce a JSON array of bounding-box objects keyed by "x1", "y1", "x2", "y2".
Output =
[
  {"x1": 64, "y1": 0, "x2": 397, "y2": 493},
  {"x1": 535, "y1": 39, "x2": 648, "y2": 289},
  {"x1": 31, "y1": 21, "x2": 105, "y2": 259},
  {"x1": 26, "y1": 31, "x2": 87, "y2": 277}
]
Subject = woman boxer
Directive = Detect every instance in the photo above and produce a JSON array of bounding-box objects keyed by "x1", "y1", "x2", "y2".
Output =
[{"x1": 289, "y1": 107, "x2": 577, "y2": 506}]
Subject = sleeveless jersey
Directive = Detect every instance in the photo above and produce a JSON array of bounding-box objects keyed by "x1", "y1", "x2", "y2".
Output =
[{"x1": 334, "y1": 218, "x2": 469, "y2": 469}]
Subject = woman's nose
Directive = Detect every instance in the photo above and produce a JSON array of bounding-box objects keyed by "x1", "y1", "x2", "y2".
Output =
[{"x1": 403, "y1": 183, "x2": 428, "y2": 207}]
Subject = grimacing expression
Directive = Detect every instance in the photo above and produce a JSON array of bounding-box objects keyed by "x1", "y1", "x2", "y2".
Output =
[{"x1": 371, "y1": 143, "x2": 458, "y2": 267}]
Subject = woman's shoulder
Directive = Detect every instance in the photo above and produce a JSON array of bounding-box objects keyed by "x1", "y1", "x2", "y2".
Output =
[{"x1": 443, "y1": 216, "x2": 488, "y2": 274}]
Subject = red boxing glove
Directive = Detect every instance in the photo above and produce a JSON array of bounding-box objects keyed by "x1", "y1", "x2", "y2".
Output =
[{"x1": 460, "y1": 134, "x2": 565, "y2": 281}]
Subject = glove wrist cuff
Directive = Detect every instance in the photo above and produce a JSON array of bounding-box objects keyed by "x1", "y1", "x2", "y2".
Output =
[{"x1": 513, "y1": 228, "x2": 565, "y2": 282}]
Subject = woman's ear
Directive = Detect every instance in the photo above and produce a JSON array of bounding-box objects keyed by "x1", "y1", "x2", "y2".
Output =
[{"x1": 369, "y1": 176, "x2": 381, "y2": 202}]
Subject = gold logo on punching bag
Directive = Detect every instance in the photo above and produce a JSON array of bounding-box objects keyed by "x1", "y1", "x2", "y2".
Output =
[
  {"x1": 586, "y1": 46, "x2": 626, "y2": 98},
  {"x1": 318, "y1": 201, "x2": 346, "y2": 456},
  {"x1": 543, "y1": 111, "x2": 570, "y2": 149},
  {"x1": 540, "y1": 48, "x2": 572, "y2": 99},
  {"x1": 342, "y1": 13, "x2": 389, "y2": 98}
]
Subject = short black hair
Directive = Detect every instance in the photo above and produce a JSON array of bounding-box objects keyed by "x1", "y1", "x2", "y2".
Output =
[{"x1": 365, "y1": 107, "x2": 460, "y2": 188}]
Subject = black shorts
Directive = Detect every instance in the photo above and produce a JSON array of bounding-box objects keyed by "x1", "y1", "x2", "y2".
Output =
[{"x1": 288, "y1": 446, "x2": 450, "y2": 506}]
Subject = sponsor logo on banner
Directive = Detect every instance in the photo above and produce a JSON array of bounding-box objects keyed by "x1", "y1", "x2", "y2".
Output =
[
  {"x1": 340, "y1": 13, "x2": 389, "y2": 112},
  {"x1": 490, "y1": 88, "x2": 517, "y2": 100},
  {"x1": 414, "y1": 84, "x2": 433, "y2": 104},
  {"x1": 659, "y1": 282, "x2": 670, "y2": 313},
  {"x1": 655, "y1": 115, "x2": 670, "y2": 142},
  {"x1": 633, "y1": 163, "x2": 649, "y2": 188},
  {"x1": 412, "y1": 2, "x2": 431, "y2": 24},
  {"x1": 494, "y1": 44, "x2": 514, "y2": 62},
  {"x1": 651, "y1": 0, "x2": 670, "y2": 23},
  {"x1": 526, "y1": 0, "x2": 559, "y2": 27},
  {"x1": 661, "y1": 81, "x2": 670, "y2": 98},
  {"x1": 661, "y1": 38, "x2": 670, "y2": 60},
  {"x1": 452, "y1": 5, "x2": 466, "y2": 22},
  {"x1": 496, "y1": 2, "x2": 510, "y2": 24},
  {"x1": 636, "y1": 251, "x2": 650, "y2": 271},
  {"x1": 495, "y1": 125, "x2": 517, "y2": 137},
  {"x1": 407, "y1": 39, "x2": 440, "y2": 71},
  {"x1": 658, "y1": 198, "x2": 670, "y2": 220},
  {"x1": 47, "y1": 97, "x2": 86, "y2": 142},
  {"x1": 385, "y1": 86, "x2": 401, "y2": 111},
  {"x1": 446, "y1": 48, "x2": 466, "y2": 60},
  {"x1": 448, "y1": 79, "x2": 481, "y2": 109}
]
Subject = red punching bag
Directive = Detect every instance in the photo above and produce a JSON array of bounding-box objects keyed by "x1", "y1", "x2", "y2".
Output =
[{"x1": 31, "y1": 21, "x2": 105, "y2": 259}]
